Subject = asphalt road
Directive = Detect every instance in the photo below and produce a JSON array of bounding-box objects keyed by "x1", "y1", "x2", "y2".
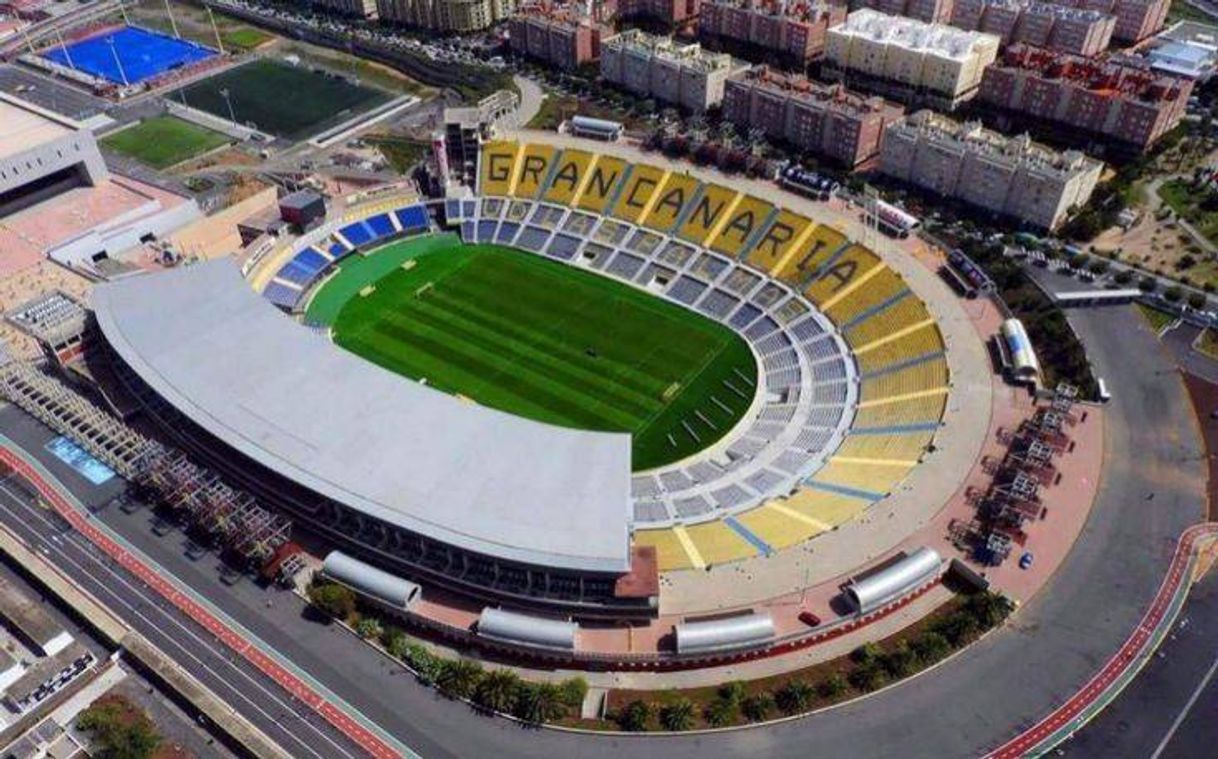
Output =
[
  {"x1": 1062, "y1": 567, "x2": 1218, "y2": 758},
  {"x1": 0, "y1": 300, "x2": 1204, "y2": 758},
  {"x1": 0, "y1": 457, "x2": 366, "y2": 758}
]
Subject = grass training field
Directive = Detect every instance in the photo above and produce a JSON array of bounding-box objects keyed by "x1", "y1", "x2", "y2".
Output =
[
  {"x1": 174, "y1": 59, "x2": 391, "y2": 140},
  {"x1": 100, "y1": 115, "x2": 229, "y2": 168},
  {"x1": 308, "y1": 236, "x2": 758, "y2": 470}
]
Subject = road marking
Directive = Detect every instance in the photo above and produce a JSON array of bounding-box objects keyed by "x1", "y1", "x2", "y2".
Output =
[{"x1": 1150, "y1": 651, "x2": 1218, "y2": 759}]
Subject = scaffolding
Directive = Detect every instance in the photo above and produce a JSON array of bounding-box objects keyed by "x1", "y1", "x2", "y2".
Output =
[{"x1": 0, "y1": 352, "x2": 292, "y2": 568}]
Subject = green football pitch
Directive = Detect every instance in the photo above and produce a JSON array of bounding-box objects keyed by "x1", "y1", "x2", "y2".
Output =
[
  {"x1": 306, "y1": 235, "x2": 758, "y2": 471},
  {"x1": 100, "y1": 115, "x2": 229, "y2": 169}
]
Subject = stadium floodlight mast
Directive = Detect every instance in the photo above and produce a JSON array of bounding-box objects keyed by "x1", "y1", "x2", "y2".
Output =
[
  {"x1": 107, "y1": 37, "x2": 130, "y2": 87},
  {"x1": 53, "y1": 29, "x2": 75, "y2": 72},
  {"x1": 205, "y1": 5, "x2": 226, "y2": 55},
  {"x1": 163, "y1": 0, "x2": 180, "y2": 39},
  {"x1": 219, "y1": 87, "x2": 236, "y2": 124}
]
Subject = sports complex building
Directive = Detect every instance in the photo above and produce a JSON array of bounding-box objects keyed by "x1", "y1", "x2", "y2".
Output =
[{"x1": 85, "y1": 135, "x2": 961, "y2": 654}]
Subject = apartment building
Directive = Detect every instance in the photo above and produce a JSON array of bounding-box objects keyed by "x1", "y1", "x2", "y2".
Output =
[
  {"x1": 376, "y1": 0, "x2": 517, "y2": 31},
  {"x1": 1055, "y1": 0, "x2": 1168, "y2": 42},
  {"x1": 617, "y1": 0, "x2": 701, "y2": 26},
  {"x1": 698, "y1": 0, "x2": 848, "y2": 64},
  {"x1": 854, "y1": 0, "x2": 956, "y2": 24},
  {"x1": 950, "y1": 0, "x2": 1114, "y2": 56},
  {"x1": 824, "y1": 9, "x2": 1001, "y2": 109},
  {"x1": 978, "y1": 43, "x2": 1193, "y2": 150},
  {"x1": 600, "y1": 29, "x2": 744, "y2": 111},
  {"x1": 315, "y1": 0, "x2": 379, "y2": 18},
  {"x1": 880, "y1": 110, "x2": 1101, "y2": 229},
  {"x1": 722, "y1": 66, "x2": 904, "y2": 168},
  {"x1": 508, "y1": 5, "x2": 613, "y2": 69}
]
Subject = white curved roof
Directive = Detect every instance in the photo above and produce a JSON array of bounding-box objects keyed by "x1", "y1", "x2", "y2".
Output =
[
  {"x1": 323, "y1": 550, "x2": 421, "y2": 609},
  {"x1": 91, "y1": 260, "x2": 632, "y2": 573}
]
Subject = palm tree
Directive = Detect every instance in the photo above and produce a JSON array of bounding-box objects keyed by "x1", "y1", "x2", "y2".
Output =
[
  {"x1": 474, "y1": 670, "x2": 520, "y2": 713},
  {"x1": 775, "y1": 680, "x2": 814, "y2": 714},
  {"x1": 436, "y1": 660, "x2": 483, "y2": 699},
  {"x1": 659, "y1": 698, "x2": 695, "y2": 731}
]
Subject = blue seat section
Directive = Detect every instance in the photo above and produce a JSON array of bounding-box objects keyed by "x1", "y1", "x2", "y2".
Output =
[
  {"x1": 328, "y1": 241, "x2": 350, "y2": 259},
  {"x1": 276, "y1": 261, "x2": 318, "y2": 287},
  {"x1": 263, "y1": 282, "x2": 302, "y2": 310},
  {"x1": 366, "y1": 214, "x2": 394, "y2": 238},
  {"x1": 295, "y1": 247, "x2": 330, "y2": 273},
  {"x1": 516, "y1": 226, "x2": 550, "y2": 252},
  {"x1": 495, "y1": 222, "x2": 519, "y2": 244},
  {"x1": 546, "y1": 234, "x2": 581, "y2": 260},
  {"x1": 340, "y1": 221, "x2": 373, "y2": 247},
  {"x1": 461, "y1": 220, "x2": 477, "y2": 243},
  {"x1": 477, "y1": 220, "x2": 498, "y2": 241},
  {"x1": 395, "y1": 205, "x2": 428, "y2": 231},
  {"x1": 444, "y1": 199, "x2": 462, "y2": 219}
]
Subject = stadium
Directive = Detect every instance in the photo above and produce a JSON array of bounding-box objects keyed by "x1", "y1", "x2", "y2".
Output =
[{"x1": 86, "y1": 135, "x2": 966, "y2": 654}]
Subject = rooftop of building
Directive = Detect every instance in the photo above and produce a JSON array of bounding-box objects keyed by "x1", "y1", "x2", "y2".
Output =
[
  {"x1": 1159, "y1": 19, "x2": 1218, "y2": 50},
  {"x1": 0, "y1": 93, "x2": 75, "y2": 157},
  {"x1": 831, "y1": 9, "x2": 1000, "y2": 59},
  {"x1": 607, "y1": 29, "x2": 737, "y2": 71},
  {"x1": 704, "y1": 0, "x2": 846, "y2": 21},
  {"x1": 731, "y1": 65, "x2": 903, "y2": 116},
  {"x1": 995, "y1": 43, "x2": 1191, "y2": 100},
  {"x1": 979, "y1": 0, "x2": 1111, "y2": 22},
  {"x1": 512, "y1": 1, "x2": 608, "y2": 29},
  {"x1": 894, "y1": 109, "x2": 1101, "y2": 173}
]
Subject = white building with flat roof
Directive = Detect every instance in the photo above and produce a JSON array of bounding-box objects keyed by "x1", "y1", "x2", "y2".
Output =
[
  {"x1": 825, "y1": 9, "x2": 1000, "y2": 108},
  {"x1": 600, "y1": 29, "x2": 744, "y2": 112},
  {"x1": 0, "y1": 93, "x2": 108, "y2": 215},
  {"x1": 879, "y1": 109, "x2": 1102, "y2": 230}
]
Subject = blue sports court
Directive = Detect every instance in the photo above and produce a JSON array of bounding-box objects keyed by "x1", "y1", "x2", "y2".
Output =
[{"x1": 42, "y1": 26, "x2": 217, "y2": 86}]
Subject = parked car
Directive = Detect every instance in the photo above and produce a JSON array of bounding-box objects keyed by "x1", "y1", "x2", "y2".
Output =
[
  {"x1": 798, "y1": 610, "x2": 821, "y2": 627},
  {"x1": 1019, "y1": 552, "x2": 1034, "y2": 570}
]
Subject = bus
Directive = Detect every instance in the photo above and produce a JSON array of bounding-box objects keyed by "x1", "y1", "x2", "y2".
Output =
[{"x1": 875, "y1": 199, "x2": 921, "y2": 238}]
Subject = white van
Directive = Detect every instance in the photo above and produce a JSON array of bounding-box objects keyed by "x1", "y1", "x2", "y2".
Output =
[{"x1": 1097, "y1": 378, "x2": 1111, "y2": 403}]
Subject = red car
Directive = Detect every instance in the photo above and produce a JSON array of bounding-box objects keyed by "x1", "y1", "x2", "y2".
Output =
[{"x1": 798, "y1": 610, "x2": 821, "y2": 627}]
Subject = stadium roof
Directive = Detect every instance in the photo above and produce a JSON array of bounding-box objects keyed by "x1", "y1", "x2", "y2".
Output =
[
  {"x1": 0, "y1": 94, "x2": 73, "y2": 156},
  {"x1": 92, "y1": 260, "x2": 633, "y2": 573}
]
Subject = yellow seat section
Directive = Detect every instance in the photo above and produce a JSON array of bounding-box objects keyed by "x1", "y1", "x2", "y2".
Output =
[
  {"x1": 677, "y1": 182, "x2": 738, "y2": 245},
  {"x1": 511, "y1": 143, "x2": 557, "y2": 198},
  {"x1": 611, "y1": 163, "x2": 667, "y2": 225},
  {"x1": 859, "y1": 358, "x2": 949, "y2": 404},
  {"x1": 825, "y1": 267, "x2": 908, "y2": 326},
  {"x1": 479, "y1": 140, "x2": 521, "y2": 197},
  {"x1": 633, "y1": 528, "x2": 692, "y2": 572},
  {"x1": 773, "y1": 224, "x2": 848, "y2": 287},
  {"x1": 855, "y1": 325, "x2": 946, "y2": 374},
  {"x1": 854, "y1": 392, "x2": 949, "y2": 427},
  {"x1": 802, "y1": 244, "x2": 883, "y2": 308},
  {"x1": 641, "y1": 172, "x2": 699, "y2": 232},
  {"x1": 709, "y1": 194, "x2": 774, "y2": 258},
  {"x1": 736, "y1": 505, "x2": 821, "y2": 550},
  {"x1": 542, "y1": 149, "x2": 595, "y2": 206},
  {"x1": 783, "y1": 489, "x2": 871, "y2": 527},
  {"x1": 813, "y1": 460, "x2": 910, "y2": 497},
  {"x1": 844, "y1": 293, "x2": 932, "y2": 348},
  {"x1": 683, "y1": 520, "x2": 755, "y2": 566},
  {"x1": 575, "y1": 155, "x2": 629, "y2": 214},
  {"x1": 835, "y1": 430, "x2": 935, "y2": 463},
  {"x1": 745, "y1": 209, "x2": 814, "y2": 275}
]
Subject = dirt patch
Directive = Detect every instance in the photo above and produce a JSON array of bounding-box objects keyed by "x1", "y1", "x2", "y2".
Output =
[{"x1": 1182, "y1": 372, "x2": 1218, "y2": 522}]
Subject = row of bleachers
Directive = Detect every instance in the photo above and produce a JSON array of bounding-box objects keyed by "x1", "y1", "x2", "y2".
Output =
[
  {"x1": 825, "y1": 267, "x2": 909, "y2": 328},
  {"x1": 262, "y1": 281, "x2": 302, "y2": 310},
  {"x1": 859, "y1": 356, "x2": 950, "y2": 404},
  {"x1": 844, "y1": 296, "x2": 934, "y2": 351},
  {"x1": 835, "y1": 429, "x2": 936, "y2": 462},
  {"x1": 855, "y1": 323, "x2": 946, "y2": 375},
  {"x1": 854, "y1": 392, "x2": 949, "y2": 428}
]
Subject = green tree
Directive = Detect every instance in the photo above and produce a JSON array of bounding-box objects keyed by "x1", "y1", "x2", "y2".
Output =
[
  {"x1": 965, "y1": 591, "x2": 1016, "y2": 629},
  {"x1": 355, "y1": 617, "x2": 382, "y2": 640},
  {"x1": 78, "y1": 697, "x2": 163, "y2": 759},
  {"x1": 557, "y1": 677, "x2": 588, "y2": 710},
  {"x1": 1189, "y1": 292, "x2": 1207, "y2": 310},
  {"x1": 851, "y1": 642, "x2": 884, "y2": 665},
  {"x1": 703, "y1": 697, "x2": 736, "y2": 727},
  {"x1": 849, "y1": 661, "x2": 888, "y2": 692},
  {"x1": 404, "y1": 644, "x2": 441, "y2": 684},
  {"x1": 741, "y1": 693, "x2": 773, "y2": 722},
  {"x1": 1114, "y1": 269, "x2": 1134, "y2": 286},
  {"x1": 910, "y1": 631, "x2": 952, "y2": 664},
  {"x1": 383, "y1": 626, "x2": 410, "y2": 659},
  {"x1": 473, "y1": 669, "x2": 521, "y2": 713},
  {"x1": 617, "y1": 700, "x2": 651, "y2": 731},
  {"x1": 1165, "y1": 285, "x2": 1184, "y2": 302},
  {"x1": 659, "y1": 698, "x2": 695, "y2": 731},
  {"x1": 881, "y1": 642, "x2": 918, "y2": 678},
  {"x1": 435, "y1": 659, "x2": 484, "y2": 699},
  {"x1": 818, "y1": 673, "x2": 848, "y2": 699},
  {"x1": 718, "y1": 680, "x2": 747, "y2": 705},
  {"x1": 774, "y1": 680, "x2": 814, "y2": 714},
  {"x1": 1139, "y1": 276, "x2": 1158, "y2": 293},
  {"x1": 307, "y1": 582, "x2": 356, "y2": 620}
]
